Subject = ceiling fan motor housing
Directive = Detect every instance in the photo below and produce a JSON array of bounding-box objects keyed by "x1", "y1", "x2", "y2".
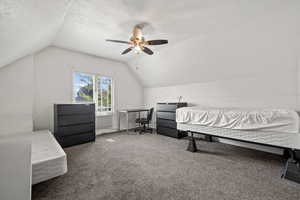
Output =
[
  {"x1": 106, "y1": 25, "x2": 168, "y2": 55},
  {"x1": 132, "y1": 27, "x2": 143, "y2": 41}
]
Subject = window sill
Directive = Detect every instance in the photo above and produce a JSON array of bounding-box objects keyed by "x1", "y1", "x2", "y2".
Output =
[{"x1": 96, "y1": 112, "x2": 113, "y2": 117}]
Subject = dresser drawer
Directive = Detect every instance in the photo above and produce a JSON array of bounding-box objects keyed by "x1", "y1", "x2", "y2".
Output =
[
  {"x1": 156, "y1": 112, "x2": 176, "y2": 121},
  {"x1": 57, "y1": 123, "x2": 95, "y2": 137},
  {"x1": 57, "y1": 132, "x2": 95, "y2": 147},
  {"x1": 58, "y1": 115, "x2": 94, "y2": 126},
  {"x1": 157, "y1": 119, "x2": 177, "y2": 129},
  {"x1": 157, "y1": 127, "x2": 178, "y2": 138},
  {"x1": 295, "y1": 150, "x2": 300, "y2": 161},
  {"x1": 157, "y1": 104, "x2": 178, "y2": 112},
  {"x1": 56, "y1": 104, "x2": 95, "y2": 115}
]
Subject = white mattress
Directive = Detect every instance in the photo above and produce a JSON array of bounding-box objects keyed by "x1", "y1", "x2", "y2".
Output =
[
  {"x1": 176, "y1": 107, "x2": 300, "y2": 133},
  {"x1": 177, "y1": 123, "x2": 300, "y2": 150},
  {"x1": 31, "y1": 130, "x2": 67, "y2": 185}
]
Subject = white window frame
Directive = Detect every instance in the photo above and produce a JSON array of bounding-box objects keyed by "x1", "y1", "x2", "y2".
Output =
[
  {"x1": 72, "y1": 71, "x2": 114, "y2": 116},
  {"x1": 96, "y1": 76, "x2": 114, "y2": 116}
]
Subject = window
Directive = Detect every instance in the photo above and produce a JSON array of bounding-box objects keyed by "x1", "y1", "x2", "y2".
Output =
[
  {"x1": 73, "y1": 73, "x2": 113, "y2": 114},
  {"x1": 73, "y1": 73, "x2": 94, "y2": 103},
  {"x1": 97, "y1": 77, "x2": 112, "y2": 112}
]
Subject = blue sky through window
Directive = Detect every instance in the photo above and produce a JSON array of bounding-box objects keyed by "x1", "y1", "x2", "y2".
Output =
[
  {"x1": 74, "y1": 74, "x2": 92, "y2": 92},
  {"x1": 73, "y1": 73, "x2": 112, "y2": 112},
  {"x1": 99, "y1": 77, "x2": 111, "y2": 90}
]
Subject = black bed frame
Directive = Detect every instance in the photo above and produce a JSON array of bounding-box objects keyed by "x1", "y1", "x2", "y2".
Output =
[{"x1": 186, "y1": 131, "x2": 300, "y2": 184}]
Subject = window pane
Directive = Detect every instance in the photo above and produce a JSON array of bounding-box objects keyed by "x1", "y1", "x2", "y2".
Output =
[
  {"x1": 108, "y1": 78, "x2": 112, "y2": 111},
  {"x1": 97, "y1": 77, "x2": 112, "y2": 112},
  {"x1": 73, "y1": 73, "x2": 93, "y2": 102},
  {"x1": 97, "y1": 77, "x2": 102, "y2": 112},
  {"x1": 102, "y1": 77, "x2": 109, "y2": 111}
]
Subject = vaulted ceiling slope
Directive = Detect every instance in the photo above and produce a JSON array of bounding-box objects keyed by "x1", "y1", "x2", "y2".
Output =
[
  {"x1": 1, "y1": 0, "x2": 300, "y2": 87},
  {"x1": 0, "y1": 0, "x2": 72, "y2": 68}
]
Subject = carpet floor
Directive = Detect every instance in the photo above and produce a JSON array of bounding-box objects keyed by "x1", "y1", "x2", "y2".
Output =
[{"x1": 32, "y1": 132, "x2": 300, "y2": 200}]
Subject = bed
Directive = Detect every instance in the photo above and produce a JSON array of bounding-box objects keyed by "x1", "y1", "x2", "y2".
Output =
[
  {"x1": 176, "y1": 106, "x2": 300, "y2": 183},
  {"x1": 31, "y1": 130, "x2": 67, "y2": 185},
  {"x1": 176, "y1": 106, "x2": 300, "y2": 133}
]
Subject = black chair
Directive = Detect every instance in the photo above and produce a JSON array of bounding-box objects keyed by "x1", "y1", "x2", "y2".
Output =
[{"x1": 135, "y1": 108, "x2": 154, "y2": 134}]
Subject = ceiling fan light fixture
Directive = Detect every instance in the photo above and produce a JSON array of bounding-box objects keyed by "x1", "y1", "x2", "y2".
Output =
[
  {"x1": 106, "y1": 26, "x2": 168, "y2": 55},
  {"x1": 134, "y1": 45, "x2": 142, "y2": 53},
  {"x1": 134, "y1": 45, "x2": 141, "y2": 51}
]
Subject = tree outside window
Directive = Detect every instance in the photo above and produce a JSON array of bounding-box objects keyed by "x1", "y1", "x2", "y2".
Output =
[{"x1": 73, "y1": 73, "x2": 113, "y2": 114}]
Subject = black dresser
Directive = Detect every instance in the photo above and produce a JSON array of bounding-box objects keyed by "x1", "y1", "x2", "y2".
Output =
[
  {"x1": 156, "y1": 102, "x2": 188, "y2": 138},
  {"x1": 54, "y1": 103, "x2": 96, "y2": 147}
]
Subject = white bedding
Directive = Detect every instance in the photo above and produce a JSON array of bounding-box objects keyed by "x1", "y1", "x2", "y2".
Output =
[
  {"x1": 31, "y1": 130, "x2": 67, "y2": 185},
  {"x1": 176, "y1": 107, "x2": 300, "y2": 133}
]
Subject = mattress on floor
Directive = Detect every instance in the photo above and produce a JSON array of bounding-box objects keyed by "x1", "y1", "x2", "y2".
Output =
[
  {"x1": 31, "y1": 130, "x2": 67, "y2": 185},
  {"x1": 176, "y1": 107, "x2": 300, "y2": 133}
]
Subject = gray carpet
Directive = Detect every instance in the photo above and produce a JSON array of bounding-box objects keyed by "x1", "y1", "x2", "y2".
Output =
[{"x1": 32, "y1": 132, "x2": 300, "y2": 200}]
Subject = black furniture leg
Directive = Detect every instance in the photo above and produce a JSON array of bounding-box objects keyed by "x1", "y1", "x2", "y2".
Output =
[
  {"x1": 147, "y1": 123, "x2": 153, "y2": 133},
  {"x1": 143, "y1": 123, "x2": 146, "y2": 134},
  {"x1": 205, "y1": 135, "x2": 213, "y2": 142},
  {"x1": 187, "y1": 132, "x2": 198, "y2": 152},
  {"x1": 282, "y1": 149, "x2": 300, "y2": 183},
  {"x1": 283, "y1": 149, "x2": 290, "y2": 159}
]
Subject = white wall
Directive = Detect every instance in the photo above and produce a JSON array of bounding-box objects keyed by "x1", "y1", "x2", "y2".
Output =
[
  {"x1": 0, "y1": 56, "x2": 34, "y2": 135},
  {"x1": 33, "y1": 46, "x2": 143, "y2": 131},
  {"x1": 0, "y1": 134, "x2": 32, "y2": 200},
  {"x1": 144, "y1": 67, "x2": 298, "y2": 111},
  {"x1": 0, "y1": 56, "x2": 33, "y2": 200},
  {"x1": 0, "y1": 46, "x2": 143, "y2": 133}
]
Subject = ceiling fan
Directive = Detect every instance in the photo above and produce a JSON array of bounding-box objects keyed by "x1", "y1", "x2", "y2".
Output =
[{"x1": 106, "y1": 26, "x2": 168, "y2": 55}]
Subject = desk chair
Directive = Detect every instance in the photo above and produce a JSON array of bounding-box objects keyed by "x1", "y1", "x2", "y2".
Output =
[{"x1": 135, "y1": 108, "x2": 154, "y2": 134}]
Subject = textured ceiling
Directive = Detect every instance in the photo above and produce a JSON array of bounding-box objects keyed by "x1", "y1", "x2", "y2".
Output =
[
  {"x1": 53, "y1": 0, "x2": 271, "y2": 62},
  {"x1": 0, "y1": 0, "x2": 72, "y2": 67},
  {"x1": 129, "y1": 0, "x2": 300, "y2": 87},
  {"x1": 53, "y1": 0, "x2": 205, "y2": 62},
  {"x1": 1, "y1": 0, "x2": 300, "y2": 87}
]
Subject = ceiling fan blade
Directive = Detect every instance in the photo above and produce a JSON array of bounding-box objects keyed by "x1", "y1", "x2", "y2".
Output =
[
  {"x1": 146, "y1": 40, "x2": 168, "y2": 45},
  {"x1": 121, "y1": 47, "x2": 133, "y2": 55},
  {"x1": 142, "y1": 47, "x2": 154, "y2": 55},
  {"x1": 106, "y1": 39, "x2": 131, "y2": 44}
]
